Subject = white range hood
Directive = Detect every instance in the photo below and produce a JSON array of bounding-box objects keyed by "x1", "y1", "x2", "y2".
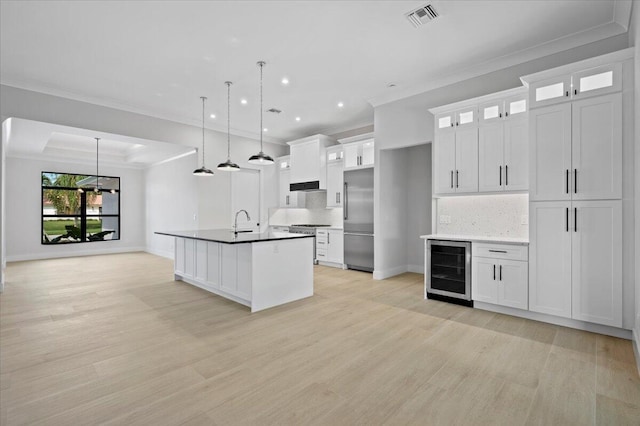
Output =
[{"x1": 287, "y1": 134, "x2": 336, "y2": 191}]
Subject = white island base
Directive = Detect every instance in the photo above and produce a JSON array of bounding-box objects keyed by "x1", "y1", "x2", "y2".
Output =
[{"x1": 173, "y1": 236, "x2": 314, "y2": 312}]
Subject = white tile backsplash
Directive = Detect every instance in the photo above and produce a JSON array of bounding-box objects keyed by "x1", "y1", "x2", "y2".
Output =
[
  {"x1": 269, "y1": 204, "x2": 343, "y2": 227},
  {"x1": 436, "y1": 194, "x2": 528, "y2": 238}
]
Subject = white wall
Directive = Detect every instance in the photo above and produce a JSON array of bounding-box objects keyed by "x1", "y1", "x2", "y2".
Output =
[
  {"x1": 629, "y1": 1, "x2": 640, "y2": 370},
  {"x1": 145, "y1": 153, "x2": 199, "y2": 258},
  {"x1": 406, "y1": 144, "x2": 431, "y2": 273},
  {"x1": 5, "y1": 156, "x2": 145, "y2": 261}
]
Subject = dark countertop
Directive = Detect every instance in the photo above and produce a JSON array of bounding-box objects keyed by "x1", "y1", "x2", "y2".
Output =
[{"x1": 155, "y1": 229, "x2": 314, "y2": 244}]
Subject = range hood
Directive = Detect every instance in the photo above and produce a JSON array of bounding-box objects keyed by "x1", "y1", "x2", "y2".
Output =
[{"x1": 287, "y1": 134, "x2": 336, "y2": 192}]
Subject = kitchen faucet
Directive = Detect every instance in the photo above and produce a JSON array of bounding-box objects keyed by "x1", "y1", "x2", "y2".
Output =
[{"x1": 234, "y1": 209, "x2": 251, "y2": 234}]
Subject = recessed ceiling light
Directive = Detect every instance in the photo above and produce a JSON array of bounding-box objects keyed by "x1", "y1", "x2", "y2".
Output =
[
  {"x1": 337, "y1": 102, "x2": 344, "y2": 108},
  {"x1": 281, "y1": 77, "x2": 289, "y2": 85},
  {"x1": 210, "y1": 114, "x2": 216, "y2": 119},
  {"x1": 263, "y1": 128, "x2": 268, "y2": 132},
  {"x1": 295, "y1": 116, "x2": 301, "y2": 122},
  {"x1": 241, "y1": 99, "x2": 248, "y2": 105}
]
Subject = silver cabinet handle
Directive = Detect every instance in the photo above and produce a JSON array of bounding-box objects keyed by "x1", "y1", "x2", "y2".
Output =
[
  {"x1": 566, "y1": 207, "x2": 569, "y2": 232},
  {"x1": 493, "y1": 264, "x2": 496, "y2": 280},
  {"x1": 450, "y1": 170, "x2": 453, "y2": 188},
  {"x1": 344, "y1": 182, "x2": 348, "y2": 220},
  {"x1": 499, "y1": 166, "x2": 502, "y2": 186},
  {"x1": 456, "y1": 170, "x2": 459, "y2": 188},
  {"x1": 286, "y1": 195, "x2": 289, "y2": 205},
  {"x1": 566, "y1": 169, "x2": 569, "y2": 194},
  {"x1": 505, "y1": 165, "x2": 508, "y2": 186},
  {"x1": 574, "y1": 207, "x2": 577, "y2": 232},
  {"x1": 499, "y1": 265, "x2": 502, "y2": 281},
  {"x1": 488, "y1": 250, "x2": 507, "y2": 253},
  {"x1": 327, "y1": 233, "x2": 330, "y2": 244},
  {"x1": 574, "y1": 169, "x2": 577, "y2": 194}
]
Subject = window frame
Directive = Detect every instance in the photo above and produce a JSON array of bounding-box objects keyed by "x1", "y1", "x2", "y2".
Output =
[{"x1": 41, "y1": 171, "x2": 121, "y2": 245}]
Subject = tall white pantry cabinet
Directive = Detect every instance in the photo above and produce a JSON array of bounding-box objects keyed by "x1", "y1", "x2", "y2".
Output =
[{"x1": 524, "y1": 55, "x2": 628, "y2": 328}]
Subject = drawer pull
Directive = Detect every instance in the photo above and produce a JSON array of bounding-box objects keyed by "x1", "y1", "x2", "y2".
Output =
[{"x1": 488, "y1": 250, "x2": 507, "y2": 253}]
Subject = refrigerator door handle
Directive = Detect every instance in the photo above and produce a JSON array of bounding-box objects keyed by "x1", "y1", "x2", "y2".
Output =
[{"x1": 343, "y1": 182, "x2": 348, "y2": 220}]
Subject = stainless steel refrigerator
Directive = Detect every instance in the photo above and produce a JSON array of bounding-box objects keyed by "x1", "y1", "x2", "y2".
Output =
[{"x1": 343, "y1": 168, "x2": 374, "y2": 272}]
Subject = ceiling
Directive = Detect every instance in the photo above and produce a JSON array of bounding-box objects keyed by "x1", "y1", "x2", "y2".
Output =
[
  {"x1": 5, "y1": 118, "x2": 195, "y2": 168},
  {"x1": 0, "y1": 1, "x2": 632, "y2": 143}
]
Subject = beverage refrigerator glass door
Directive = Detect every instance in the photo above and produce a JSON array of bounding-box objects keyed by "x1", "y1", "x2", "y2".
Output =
[{"x1": 426, "y1": 240, "x2": 472, "y2": 302}]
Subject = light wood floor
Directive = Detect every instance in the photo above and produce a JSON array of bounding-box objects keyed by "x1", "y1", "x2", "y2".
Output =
[{"x1": 1, "y1": 253, "x2": 639, "y2": 425}]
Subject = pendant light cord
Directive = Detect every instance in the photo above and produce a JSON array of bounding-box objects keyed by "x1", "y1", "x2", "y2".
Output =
[
  {"x1": 201, "y1": 96, "x2": 206, "y2": 167},
  {"x1": 95, "y1": 137, "x2": 100, "y2": 191},
  {"x1": 227, "y1": 82, "x2": 231, "y2": 160},
  {"x1": 258, "y1": 61, "x2": 265, "y2": 152}
]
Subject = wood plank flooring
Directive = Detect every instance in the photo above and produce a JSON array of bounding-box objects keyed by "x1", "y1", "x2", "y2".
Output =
[{"x1": 1, "y1": 252, "x2": 639, "y2": 425}]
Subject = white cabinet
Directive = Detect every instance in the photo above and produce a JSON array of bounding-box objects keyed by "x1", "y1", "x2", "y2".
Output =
[
  {"x1": 528, "y1": 200, "x2": 622, "y2": 327},
  {"x1": 529, "y1": 63, "x2": 621, "y2": 109},
  {"x1": 472, "y1": 243, "x2": 528, "y2": 310},
  {"x1": 277, "y1": 156, "x2": 305, "y2": 208},
  {"x1": 326, "y1": 146, "x2": 344, "y2": 208},
  {"x1": 343, "y1": 139, "x2": 374, "y2": 170},
  {"x1": 316, "y1": 229, "x2": 343, "y2": 266},
  {"x1": 434, "y1": 123, "x2": 478, "y2": 194},
  {"x1": 478, "y1": 95, "x2": 528, "y2": 192},
  {"x1": 529, "y1": 93, "x2": 622, "y2": 201}
]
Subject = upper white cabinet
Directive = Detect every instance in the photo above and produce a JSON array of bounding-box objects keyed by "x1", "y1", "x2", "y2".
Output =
[
  {"x1": 529, "y1": 93, "x2": 622, "y2": 201},
  {"x1": 343, "y1": 139, "x2": 374, "y2": 170},
  {"x1": 287, "y1": 134, "x2": 336, "y2": 189},
  {"x1": 326, "y1": 145, "x2": 344, "y2": 208},
  {"x1": 527, "y1": 63, "x2": 621, "y2": 109},
  {"x1": 277, "y1": 156, "x2": 305, "y2": 208},
  {"x1": 433, "y1": 88, "x2": 528, "y2": 196},
  {"x1": 478, "y1": 92, "x2": 528, "y2": 192}
]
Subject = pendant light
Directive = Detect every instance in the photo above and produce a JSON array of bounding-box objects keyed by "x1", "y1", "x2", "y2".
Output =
[
  {"x1": 217, "y1": 81, "x2": 240, "y2": 171},
  {"x1": 94, "y1": 137, "x2": 100, "y2": 192},
  {"x1": 193, "y1": 96, "x2": 214, "y2": 176},
  {"x1": 248, "y1": 61, "x2": 274, "y2": 165}
]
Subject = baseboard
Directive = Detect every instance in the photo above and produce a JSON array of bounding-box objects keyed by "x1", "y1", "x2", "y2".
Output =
[
  {"x1": 373, "y1": 265, "x2": 408, "y2": 280},
  {"x1": 145, "y1": 247, "x2": 174, "y2": 260},
  {"x1": 6, "y1": 246, "x2": 146, "y2": 262},
  {"x1": 407, "y1": 264, "x2": 424, "y2": 274},
  {"x1": 475, "y1": 301, "x2": 632, "y2": 340},
  {"x1": 634, "y1": 327, "x2": 640, "y2": 376}
]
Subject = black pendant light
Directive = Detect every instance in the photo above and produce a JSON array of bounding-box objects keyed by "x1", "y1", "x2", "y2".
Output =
[
  {"x1": 248, "y1": 61, "x2": 274, "y2": 165},
  {"x1": 94, "y1": 137, "x2": 100, "y2": 192},
  {"x1": 193, "y1": 96, "x2": 214, "y2": 176},
  {"x1": 217, "y1": 81, "x2": 240, "y2": 171}
]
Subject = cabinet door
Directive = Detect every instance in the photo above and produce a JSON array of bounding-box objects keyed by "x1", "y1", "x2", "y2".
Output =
[
  {"x1": 573, "y1": 63, "x2": 621, "y2": 100},
  {"x1": 327, "y1": 230, "x2": 344, "y2": 264},
  {"x1": 434, "y1": 131, "x2": 456, "y2": 194},
  {"x1": 455, "y1": 106, "x2": 477, "y2": 128},
  {"x1": 529, "y1": 103, "x2": 572, "y2": 201},
  {"x1": 479, "y1": 100, "x2": 504, "y2": 124},
  {"x1": 529, "y1": 75, "x2": 571, "y2": 108},
  {"x1": 361, "y1": 141, "x2": 375, "y2": 167},
  {"x1": 529, "y1": 201, "x2": 572, "y2": 318},
  {"x1": 326, "y1": 161, "x2": 344, "y2": 208},
  {"x1": 571, "y1": 93, "x2": 622, "y2": 200},
  {"x1": 472, "y1": 257, "x2": 498, "y2": 304},
  {"x1": 454, "y1": 126, "x2": 478, "y2": 193},
  {"x1": 344, "y1": 144, "x2": 360, "y2": 169},
  {"x1": 503, "y1": 116, "x2": 528, "y2": 191},
  {"x1": 571, "y1": 201, "x2": 622, "y2": 327},
  {"x1": 435, "y1": 112, "x2": 455, "y2": 132},
  {"x1": 504, "y1": 95, "x2": 528, "y2": 119},
  {"x1": 478, "y1": 122, "x2": 504, "y2": 192},
  {"x1": 498, "y1": 259, "x2": 528, "y2": 310}
]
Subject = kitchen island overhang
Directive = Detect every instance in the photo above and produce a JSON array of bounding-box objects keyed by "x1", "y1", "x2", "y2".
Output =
[{"x1": 155, "y1": 229, "x2": 314, "y2": 312}]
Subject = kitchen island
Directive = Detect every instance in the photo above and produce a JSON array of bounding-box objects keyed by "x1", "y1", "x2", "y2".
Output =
[{"x1": 155, "y1": 229, "x2": 314, "y2": 312}]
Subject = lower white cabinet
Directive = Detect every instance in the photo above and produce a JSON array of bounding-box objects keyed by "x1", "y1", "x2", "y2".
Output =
[
  {"x1": 316, "y1": 229, "x2": 343, "y2": 266},
  {"x1": 529, "y1": 200, "x2": 622, "y2": 327},
  {"x1": 472, "y1": 243, "x2": 528, "y2": 310}
]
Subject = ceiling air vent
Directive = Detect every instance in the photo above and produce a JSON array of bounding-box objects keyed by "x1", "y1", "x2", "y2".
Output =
[
  {"x1": 266, "y1": 108, "x2": 282, "y2": 114},
  {"x1": 406, "y1": 4, "x2": 439, "y2": 28}
]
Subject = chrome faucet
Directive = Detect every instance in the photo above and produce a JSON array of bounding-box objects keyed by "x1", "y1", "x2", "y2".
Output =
[{"x1": 234, "y1": 209, "x2": 251, "y2": 234}]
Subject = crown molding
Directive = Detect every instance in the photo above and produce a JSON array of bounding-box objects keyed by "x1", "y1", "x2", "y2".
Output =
[
  {"x1": 368, "y1": 19, "x2": 629, "y2": 108},
  {"x1": 0, "y1": 80, "x2": 287, "y2": 145}
]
